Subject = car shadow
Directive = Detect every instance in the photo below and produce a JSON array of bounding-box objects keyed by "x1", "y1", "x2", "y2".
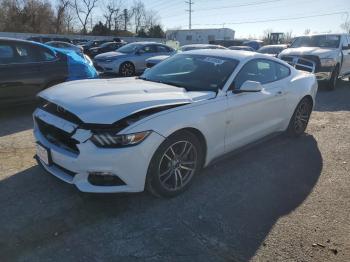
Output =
[
  {"x1": 0, "y1": 104, "x2": 36, "y2": 137},
  {"x1": 315, "y1": 79, "x2": 350, "y2": 112},
  {"x1": 0, "y1": 134, "x2": 322, "y2": 261}
]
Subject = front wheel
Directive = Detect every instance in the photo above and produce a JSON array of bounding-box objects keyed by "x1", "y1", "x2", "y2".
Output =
[
  {"x1": 327, "y1": 65, "x2": 339, "y2": 90},
  {"x1": 119, "y1": 62, "x2": 135, "y2": 77},
  {"x1": 146, "y1": 131, "x2": 204, "y2": 197},
  {"x1": 287, "y1": 97, "x2": 313, "y2": 137}
]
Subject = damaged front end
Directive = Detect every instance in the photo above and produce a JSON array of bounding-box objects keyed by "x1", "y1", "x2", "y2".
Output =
[{"x1": 35, "y1": 98, "x2": 189, "y2": 152}]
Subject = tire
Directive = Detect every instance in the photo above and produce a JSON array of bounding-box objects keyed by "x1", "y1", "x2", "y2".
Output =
[
  {"x1": 146, "y1": 130, "x2": 204, "y2": 198},
  {"x1": 119, "y1": 62, "x2": 135, "y2": 77},
  {"x1": 327, "y1": 65, "x2": 339, "y2": 90},
  {"x1": 287, "y1": 97, "x2": 313, "y2": 137}
]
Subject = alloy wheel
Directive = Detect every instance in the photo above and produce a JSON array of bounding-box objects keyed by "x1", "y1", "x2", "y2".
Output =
[
  {"x1": 120, "y1": 63, "x2": 134, "y2": 77},
  {"x1": 294, "y1": 101, "x2": 311, "y2": 134},
  {"x1": 158, "y1": 141, "x2": 198, "y2": 191}
]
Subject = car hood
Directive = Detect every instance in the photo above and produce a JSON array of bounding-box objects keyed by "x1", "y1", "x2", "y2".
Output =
[
  {"x1": 279, "y1": 47, "x2": 338, "y2": 58},
  {"x1": 38, "y1": 78, "x2": 216, "y2": 124},
  {"x1": 94, "y1": 51, "x2": 127, "y2": 59}
]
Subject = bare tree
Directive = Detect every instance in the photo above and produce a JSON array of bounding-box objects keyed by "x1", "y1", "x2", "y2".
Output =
[
  {"x1": 304, "y1": 28, "x2": 311, "y2": 35},
  {"x1": 73, "y1": 0, "x2": 98, "y2": 34},
  {"x1": 340, "y1": 21, "x2": 350, "y2": 33},
  {"x1": 103, "y1": 0, "x2": 121, "y2": 31},
  {"x1": 131, "y1": 0, "x2": 146, "y2": 34},
  {"x1": 54, "y1": 0, "x2": 71, "y2": 33}
]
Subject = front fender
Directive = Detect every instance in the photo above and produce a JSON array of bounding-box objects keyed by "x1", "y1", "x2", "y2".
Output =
[{"x1": 122, "y1": 97, "x2": 228, "y2": 166}]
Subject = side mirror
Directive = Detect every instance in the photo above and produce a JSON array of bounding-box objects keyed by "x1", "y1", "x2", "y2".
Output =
[{"x1": 236, "y1": 81, "x2": 263, "y2": 93}]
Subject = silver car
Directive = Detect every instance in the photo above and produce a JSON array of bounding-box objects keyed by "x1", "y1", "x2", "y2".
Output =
[{"x1": 93, "y1": 42, "x2": 175, "y2": 76}]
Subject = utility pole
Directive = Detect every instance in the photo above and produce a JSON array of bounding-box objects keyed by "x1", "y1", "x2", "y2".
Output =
[{"x1": 185, "y1": 0, "x2": 194, "y2": 30}]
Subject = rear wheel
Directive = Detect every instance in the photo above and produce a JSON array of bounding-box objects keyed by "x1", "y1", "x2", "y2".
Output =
[
  {"x1": 287, "y1": 97, "x2": 313, "y2": 137},
  {"x1": 146, "y1": 131, "x2": 204, "y2": 197},
  {"x1": 119, "y1": 62, "x2": 135, "y2": 77}
]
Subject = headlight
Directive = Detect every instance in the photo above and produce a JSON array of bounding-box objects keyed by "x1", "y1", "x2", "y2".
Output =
[
  {"x1": 320, "y1": 58, "x2": 336, "y2": 67},
  {"x1": 91, "y1": 131, "x2": 151, "y2": 148}
]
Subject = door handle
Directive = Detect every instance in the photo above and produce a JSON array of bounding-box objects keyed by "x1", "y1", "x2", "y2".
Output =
[{"x1": 275, "y1": 91, "x2": 283, "y2": 96}]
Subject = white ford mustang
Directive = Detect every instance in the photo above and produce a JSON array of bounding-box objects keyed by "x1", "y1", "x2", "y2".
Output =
[{"x1": 33, "y1": 50, "x2": 318, "y2": 197}]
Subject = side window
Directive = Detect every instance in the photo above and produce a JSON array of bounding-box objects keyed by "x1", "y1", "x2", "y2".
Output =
[
  {"x1": 0, "y1": 44, "x2": 15, "y2": 64},
  {"x1": 13, "y1": 44, "x2": 37, "y2": 63},
  {"x1": 142, "y1": 45, "x2": 157, "y2": 53},
  {"x1": 234, "y1": 59, "x2": 289, "y2": 89},
  {"x1": 157, "y1": 45, "x2": 171, "y2": 53},
  {"x1": 275, "y1": 62, "x2": 290, "y2": 80},
  {"x1": 37, "y1": 47, "x2": 56, "y2": 61}
]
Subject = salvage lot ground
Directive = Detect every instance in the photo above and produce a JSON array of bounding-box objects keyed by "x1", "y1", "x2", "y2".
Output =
[{"x1": 0, "y1": 80, "x2": 349, "y2": 262}]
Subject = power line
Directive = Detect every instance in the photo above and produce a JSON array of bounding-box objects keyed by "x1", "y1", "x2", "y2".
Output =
[
  {"x1": 185, "y1": 0, "x2": 194, "y2": 30},
  {"x1": 191, "y1": 11, "x2": 348, "y2": 26},
  {"x1": 195, "y1": 0, "x2": 284, "y2": 12}
]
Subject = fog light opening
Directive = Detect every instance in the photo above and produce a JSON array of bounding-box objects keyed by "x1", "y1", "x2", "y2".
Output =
[{"x1": 88, "y1": 172, "x2": 126, "y2": 186}]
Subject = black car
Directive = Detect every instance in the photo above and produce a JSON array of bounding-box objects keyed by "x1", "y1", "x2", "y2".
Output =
[
  {"x1": 0, "y1": 38, "x2": 97, "y2": 106},
  {"x1": 87, "y1": 41, "x2": 126, "y2": 58},
  {"x1": 81, "y1": 40, "x2": 110, "y2": 53},
  {"x1": 257, "y1": 44, "x2": 288, "y2": 57},
  {"x1": 228, "y1": 46, "x2": 255, "y2": 51}
]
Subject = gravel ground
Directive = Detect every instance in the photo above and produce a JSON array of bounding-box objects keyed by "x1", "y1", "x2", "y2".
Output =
[{"x1": 0, "y1": 80, "x2": 349, "y2": 262}]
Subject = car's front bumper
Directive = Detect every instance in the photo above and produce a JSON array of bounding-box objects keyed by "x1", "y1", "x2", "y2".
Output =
[
  {"x1": 33, "y1": 109, "x2": 165, "y2": 193},
  {"x1": 93, "y1": 60, "x2": 121, "y2": 74}
]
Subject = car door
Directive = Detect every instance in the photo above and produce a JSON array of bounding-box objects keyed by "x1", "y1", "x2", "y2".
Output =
[
  {"x1": 34, "y1": 45, "x2": 68, "y2": 87},
  {"x1": 0, "y1": 41, "x2": 43, "y2": 105},
  {"x1": 340, "y1": 35, "x2": 350, "y2": 76},
  {"x1": 225, "y1": 59, "x2": 290, "y2": 152},
  {"x1": 134, "y1": 45, "x2": 159, "y2": 72}
]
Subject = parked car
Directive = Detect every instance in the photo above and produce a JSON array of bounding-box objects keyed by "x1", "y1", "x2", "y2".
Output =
[
  {"x1": 228, "y1": 46, "x2": 255, "y2": 51},
  {"x1": 180, "y1": 44, "x2": 227, "y2": 52},
  {"x1": 34, "y1": 49, "x2": 317, "y2": 197},
  {"x1": 80, "y1": 40, "x2": 110, "y2": 53},
  {"x1": 257, "y1": 44, "x2": 288, "y2": 57},
  {"x1": 0, "y1": 38, "x2": 98, "y2": 106},
  {"x1": 145, "y1": 44, "x2": 227, "y2": 68},
  {"x1": 93, "y1": 42, "x2": 174, "y2": 76},
  {"x1": 46, "y1": 41, "x2": 84, "y2": 55},
  {"x1": 87, "y1": 41, "x2": 126, "y2": 58},
  {"x1": 242, "y1": 40, "x2": 264, "y2": 50},
  {"x1": 278, "y1": 34, "x2": 350, "y2": 90}
]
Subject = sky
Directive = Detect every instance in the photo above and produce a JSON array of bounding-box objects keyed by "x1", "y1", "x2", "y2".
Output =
[{"x1": 56, "y1": 0, "x2": 350, "y2": 39}]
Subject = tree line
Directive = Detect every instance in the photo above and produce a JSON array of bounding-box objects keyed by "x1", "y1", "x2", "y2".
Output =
[{"x1": 0, "y1": 0, "x2": 165, "y2": 38}]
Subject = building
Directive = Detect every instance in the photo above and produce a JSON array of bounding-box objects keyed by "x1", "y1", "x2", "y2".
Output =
[{"x1": 166, "y1": 28, "x2": 235, "y2": 46}]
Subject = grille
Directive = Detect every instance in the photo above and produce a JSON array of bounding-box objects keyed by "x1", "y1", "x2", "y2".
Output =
[
  {"x1": 36, "y1": 117, "x2": 80, "y2": 154},
  {"x1": 39, "y1": 99, "x2": 82, "y2": 125},
  {"x1": 280, "y1": 55, "x2": 317, "y2": 73}
]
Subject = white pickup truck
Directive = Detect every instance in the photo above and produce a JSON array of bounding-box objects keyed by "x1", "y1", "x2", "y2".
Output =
[{"x1": 278, "y1": 34, "x2": 350, "y2": 90}]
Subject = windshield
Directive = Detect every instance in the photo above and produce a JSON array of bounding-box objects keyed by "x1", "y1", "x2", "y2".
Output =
[
  {"x1": 117, "y1": 43, "x2": 142, "y2": 54},
  {"x1": 258, "y1": 46, "x2": 284, "y2": 54},
  {"x1": 291, "y1": 35, "x2": 340, "y2": 48},
  {"x1": 141, "y1": 54, "x2": 238, "y2": 92}
]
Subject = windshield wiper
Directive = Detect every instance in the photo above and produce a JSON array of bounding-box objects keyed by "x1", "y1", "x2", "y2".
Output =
[{"x1": 138, "y1": 77, "x2": 184, "y2": 88}]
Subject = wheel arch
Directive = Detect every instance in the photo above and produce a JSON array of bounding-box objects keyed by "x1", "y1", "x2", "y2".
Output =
[{"x1": 166, "y1": 127, "x2": 208, "y2": 167}]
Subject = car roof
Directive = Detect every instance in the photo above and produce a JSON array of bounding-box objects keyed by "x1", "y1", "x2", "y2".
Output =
[
  {"x1": 260, "y1": 44, "x2": 287, "y2": 48},
  {"x1": 182, "y1": 44, "x2": 219, "y2": 48},
  {"x1": 182, "y1": 49, "x2": 261, "y2": 61},
  {"x1": 127, "y1": 41, "x2": 162, "y2": 45}
]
